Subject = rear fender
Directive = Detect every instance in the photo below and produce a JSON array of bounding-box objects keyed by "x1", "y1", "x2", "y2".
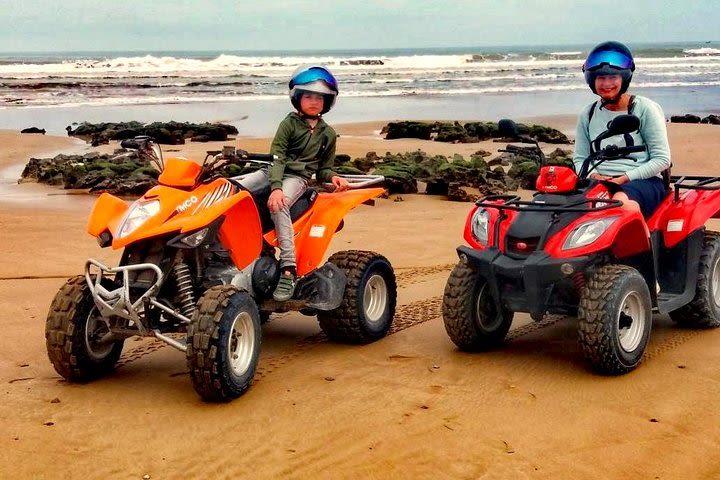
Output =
[
  {"x1": 291, "y1": 187, "x2": 385, "y2": 276},
  {"x1": 218, "y1": 194, "x2": 262, "y2": 270},
  {"x1": 87, "y1": 193, "x2": 129, "y2": 237},
  {"x1": 657, "y1": 189, "x2": 720, "y2": 248}
]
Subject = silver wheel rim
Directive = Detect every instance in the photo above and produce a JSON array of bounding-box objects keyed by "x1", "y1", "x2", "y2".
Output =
[
  {"x1": 712, "y1": 255, "x2": 719, "y2": 308},
  {"x1": 617, "y1": 291, "x2": 646, "y2": 352},
  {"x1": 363, "y1": 274, "x2": 388, "y2": 325},
  {"x1": 85, "y1": 308, "x2": 114, "y2": 360},
  {"x1": 475, "y1": 284, "x2": 502, "y2": 330},
  {"x1": 228, "y1": 312, "x2": 256, "y2": 377}
]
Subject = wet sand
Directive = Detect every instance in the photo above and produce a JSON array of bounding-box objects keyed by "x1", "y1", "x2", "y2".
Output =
[{"x1": 1, "y1": 122, "x2": 720, "y2": 479}]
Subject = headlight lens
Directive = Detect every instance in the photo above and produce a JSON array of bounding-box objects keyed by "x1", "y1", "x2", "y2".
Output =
[
  {"x1": 471, "y1": 209, "x2": 490, "y2": 245},
  {"x1": 562, "y1": 216, "x2": 619, "y2": 250},
  {"x1": 118, "y1": 199, "x2": 160, "y2": 238},
  {"x1": 180, "y1": 227, "x2": 210, "y2": 247}
]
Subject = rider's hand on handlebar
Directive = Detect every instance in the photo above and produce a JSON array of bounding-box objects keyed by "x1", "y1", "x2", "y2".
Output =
[
  {"x1": 331, "y1": 175, "x2": 350, "y2": 192},
  {"x1": 268, "y1": 189, "x2": 287, "y2": 213}
]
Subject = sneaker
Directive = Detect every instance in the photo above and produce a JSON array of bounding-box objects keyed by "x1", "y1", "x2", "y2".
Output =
[{"x1": 273, "y1": 270, "x2": 296, "y2": 302}]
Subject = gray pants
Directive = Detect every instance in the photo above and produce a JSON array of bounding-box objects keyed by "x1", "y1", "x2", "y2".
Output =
[{"x1": 235, "y1": 169, "x2": 308, "y2": 269}]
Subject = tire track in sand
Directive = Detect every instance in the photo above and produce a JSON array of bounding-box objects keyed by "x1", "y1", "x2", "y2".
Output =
[
  {"x1": 114, "y1": 264, "x2": 455, "y2": 370},
  {"x1": 112, "y1": 261, "x2": 705, "y2": 378}
]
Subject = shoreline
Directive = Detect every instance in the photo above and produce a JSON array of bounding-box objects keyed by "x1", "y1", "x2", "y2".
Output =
[{"x1": 1, "y1": 86, "x2": 718, "y2": 138}]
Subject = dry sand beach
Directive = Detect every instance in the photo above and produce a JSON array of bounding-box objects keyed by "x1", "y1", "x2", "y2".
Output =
[{"x1": 1, "y1": 120, "x2": 720, "y2": 479}]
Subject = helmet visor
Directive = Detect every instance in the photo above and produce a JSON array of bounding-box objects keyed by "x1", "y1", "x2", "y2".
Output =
[
  {"x1": 290, "y1": 67, "x2": 338, "y2": 92},
  {"x1": 583, "y1": 49, "x2": 634, "y2": 71}
]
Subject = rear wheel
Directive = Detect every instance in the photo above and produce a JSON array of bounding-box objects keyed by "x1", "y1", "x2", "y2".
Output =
[
  {"x1": 45, "y1": 275, "x2": 124, "y2": 382},
  {"x1": 578, "y1": 265, "x2": 652, "y2": 375},
  {"x1": 317, "y1": 250, "x2": 397, "y2": 343},
  {"x1": 669, "y1": 231, "x2": 720, "y2": 328},
  {"x1": 442, "y1": 261, "x2": 513, "y2": 351},
  {"x1": 187, "y1": 286, "x2": 261, "y2": 402}
]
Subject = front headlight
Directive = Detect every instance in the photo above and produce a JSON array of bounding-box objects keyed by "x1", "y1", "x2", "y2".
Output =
[
  {"x1": 471, "y1": 209, "x2": 490, "y2": 245},
  {"x1": 562, "y1": 216, "x2": 619, "y2": 250},
  {"x1": 118, "y1": 199, "x2": 160, "y2": 238},
  {"x1": 179, "y1": 227, "x2": 210, "y2": 247}
]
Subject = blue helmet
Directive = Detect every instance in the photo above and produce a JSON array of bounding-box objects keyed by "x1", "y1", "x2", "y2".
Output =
[
  {"x1": 582, "y1": 41, "x2": 635, "y2": 95},
  {"x1": 288, "y1": 65, "x2": 339, "y2": 116}
]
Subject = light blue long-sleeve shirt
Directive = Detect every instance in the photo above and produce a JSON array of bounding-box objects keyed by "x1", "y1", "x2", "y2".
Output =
[{"x1": 572, "y1": 95, "x2": 671, "y2": 181}]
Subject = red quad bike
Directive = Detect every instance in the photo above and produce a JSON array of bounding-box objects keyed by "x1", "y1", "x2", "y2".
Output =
[
  {"x1": 442, "y1": 116, "x2": 720, "y2": 374},
  {"x1": 46, "y1": 137, "x2": 397, "y2": 401}
]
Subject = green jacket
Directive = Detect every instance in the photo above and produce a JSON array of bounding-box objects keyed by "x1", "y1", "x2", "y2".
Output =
[{"x1": 268, "y1": 112, "x2": 338, "y2": 190}]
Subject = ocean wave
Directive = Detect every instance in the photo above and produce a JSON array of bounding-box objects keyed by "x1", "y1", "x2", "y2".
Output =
[
  {"x1": 1, "y1": 45, "x2": 718, "y2": 109},
  {"x1": 0, "y1": 52, "x2": 718, "y2": 80},
  {"x1": 683, "y1": 47, "x2": 720, "y2": 56}
]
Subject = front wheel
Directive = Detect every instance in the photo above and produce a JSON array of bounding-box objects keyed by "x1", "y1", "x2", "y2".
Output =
[
  {"x1": 187, "y1": 286, "x2": 261, "y2": 402},
  {"x1": 442, "y1": 261, "x2": 513, "y2": 351},
  {"x1": 317, "y1": 250, "x2": 397, "y2": 343},
  {"x1": 578, "y1": 265, "x2": 652, "y2": 375},
  {"x1": 45, "y1": 275, "x2": 124, "y2": 382},
  {"x1": 668, "y1": 231, "x2": 720, "y2": 328}
]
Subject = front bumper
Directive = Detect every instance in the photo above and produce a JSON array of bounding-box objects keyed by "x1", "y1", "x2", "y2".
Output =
[
  {"x1": 85, "y1": 258, "x2": 186, "y2": 333},
  {"x1": 457, "y1": 245, "x2": 595, "y2": 318}
]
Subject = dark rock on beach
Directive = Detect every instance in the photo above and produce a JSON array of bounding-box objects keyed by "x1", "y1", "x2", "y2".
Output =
[
  {"x1": 66, "y1": 121, "x2": 239, "y2": 145},
  {"x1": 380, "y1": 120, "x2": 570, "y2": 144},
  {"x1": 21, "y1": 149, "x2": 159, "y2": 197},
  {"x1": 670, "y1": 114, "x2": 720, "y2": 125},
  {"x1": 20, "y1": 127, "x2": 46, "y2": 134},
  {"x1": 670, "y1": 114, "x2": 701, "y2": 124},
  {"x1": 339, "y1": 59, "x2": 384, "y2": 66}
]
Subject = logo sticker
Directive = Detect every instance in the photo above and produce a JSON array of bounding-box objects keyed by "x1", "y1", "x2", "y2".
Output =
[{"x1": 176, "y1": 195, "x2": 198, "y2": 213}]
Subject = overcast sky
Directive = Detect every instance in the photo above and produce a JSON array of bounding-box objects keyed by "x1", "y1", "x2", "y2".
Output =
[{"x1": 0, "y1": 0, "x2": 716, "y2": 53}]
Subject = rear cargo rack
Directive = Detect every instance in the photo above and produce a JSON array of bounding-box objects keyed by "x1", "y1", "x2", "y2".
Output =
[
  {"x1": 475, "y1": 194, "x2": 624, "y2": 213},
  {"x1": 671, "y1": 175, "x2": 720, "y2": 201}
]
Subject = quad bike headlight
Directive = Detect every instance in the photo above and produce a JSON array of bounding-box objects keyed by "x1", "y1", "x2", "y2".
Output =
[
  {"x1": 118, "y1": 199, "x2": 160, "y2": 238},
  {"x1": 179, "y1": 227, "x2": 210, "y2": 247},
  {"x1": 562, "y1": 216, "x2": 620, "y2": 250},
  {"x1": 471, "y1": 209, "x2": 490, "y2": 245}
]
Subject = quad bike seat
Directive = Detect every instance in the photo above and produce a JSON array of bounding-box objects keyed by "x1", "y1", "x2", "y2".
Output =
[{"x1": 232, "y1": 180, "x2": 318, "y2": 233}]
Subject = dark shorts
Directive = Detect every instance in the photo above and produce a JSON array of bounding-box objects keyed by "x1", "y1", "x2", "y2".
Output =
[{"x1": 619, "y1": 177, "x2": 668, "y2": 218}]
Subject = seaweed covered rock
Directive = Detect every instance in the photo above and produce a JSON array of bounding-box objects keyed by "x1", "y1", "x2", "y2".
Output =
[
  {"x1": 435, "y1": 122, "x2": 468, "y2": 142},
  {"x1": 380, "y1": 119, "x2": 570, "y2": 144},
  {"x1": 381, "y1": 121, "x2": 434, "y2": 140},
  {"x1": 21, "y1": 149, "x2": 159, "y2": 196},
  {"x1": 352, "y1": 150, "x2": 515, "y2": 199},
  {"x1": 66, "y1": 121, "x2": 240, "y2": 145}
]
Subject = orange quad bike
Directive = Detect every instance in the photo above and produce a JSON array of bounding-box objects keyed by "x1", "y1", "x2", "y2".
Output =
[{"x1": 45, "y1": 137, "x2": 397, "y2": 401}]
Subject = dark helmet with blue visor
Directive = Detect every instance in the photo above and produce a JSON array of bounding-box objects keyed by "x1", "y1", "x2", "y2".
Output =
[
  {"x1": 289, "y1": 65, "x2": 339, "y2": 117},
  {"x1": 582, "y1": 41, "x2": 635, "y2": 95}
]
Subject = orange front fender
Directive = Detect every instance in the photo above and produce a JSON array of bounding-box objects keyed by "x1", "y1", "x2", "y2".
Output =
[
  {"x1": 288, "y1": 187, "x2": 385, "y2": 276},
  {"x1": 87, "y1": 193, "x2": 129, "y2": 237}
]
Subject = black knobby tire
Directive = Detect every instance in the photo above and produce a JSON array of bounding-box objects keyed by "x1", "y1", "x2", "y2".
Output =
[
  {"x1": 317, "y1": 250, "x2": 397, "y2": 344},
  {"x1": 442, "y1": 261, "x2": 513, "y2": 351},
  {"x1": 578, "y1": 264, "x2": 652, "y2": 375},
  {"x1": 187, "y1": 285, "x2": 261, "y2": 402},
  {"x1": 668, "y1": 231, "x2": 720, "y2": 328},
  {"x1": 45, "y1": 275, "x2": 124, "y2": 382}
]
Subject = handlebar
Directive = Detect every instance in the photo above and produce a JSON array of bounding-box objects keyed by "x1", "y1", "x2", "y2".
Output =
[
  {"x1": 580, "y1": 144, "x2": 647, "y2": 179},
  {"x1": 236, "y1": 152, "x2": 276, "y2": 162}
]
